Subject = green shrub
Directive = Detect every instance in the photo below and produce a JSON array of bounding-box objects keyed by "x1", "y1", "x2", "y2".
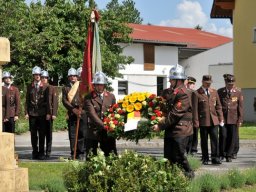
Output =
[
  {"x1": 218, "y1": 174, "x2": 231, "y2": 190},
  {"x1": 53, "y1": 102, "x2": 68, "y2": 131},
  {"x1": 228, "y1": 169, "x2": 246, "y2": 188},
  {"x1": 199, "y1": 173, "x2": 220, "y2": 192},
  {"x1": 188, "y1": 178, "x2": 202, "y2": 192},
  {"x1": 63, "y1": 150, "x2": 189, "y2": 192},
  {"x1": 15, "y1": 118, "x2": 29, "y2": 134},
  {"x1": 244, "y1": 168, "x2": 256, "y2": 185}
]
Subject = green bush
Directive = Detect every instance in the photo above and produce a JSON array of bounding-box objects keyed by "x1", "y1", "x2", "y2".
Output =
[
  {"x1": 218, "y1": 174, "x2": 231, "y2": 190},
  {"x1": 199, "y1": 173, "x2": 220, "y2": 192},
  {"x1": 53, "y1": 102, "x2": 68, "y2": 131},
  {"x1": 187, "y1": 155, "x2": 201, "y2": 171},
  {"x1": 244, "y1": 168, "x2": 256, "y2": 185},
  {"x1": 63, "y1": 150, "x2": 189, "y2": 192},
  {"x1": 228, "y1": 169, "x2": 246, "y2": 188}
]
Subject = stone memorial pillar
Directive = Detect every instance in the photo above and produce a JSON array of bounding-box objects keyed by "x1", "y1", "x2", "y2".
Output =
[{"x1": 0, "y1": 37, "x2": 29, "y2": 192}]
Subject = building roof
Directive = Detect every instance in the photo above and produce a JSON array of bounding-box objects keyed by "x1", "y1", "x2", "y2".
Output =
[
  {"x1": 210, "y1": 0, "x2": 234, "y2": 19},
  {"x1": 128, "y1": 23, "x2": 232, "y2": 49}
]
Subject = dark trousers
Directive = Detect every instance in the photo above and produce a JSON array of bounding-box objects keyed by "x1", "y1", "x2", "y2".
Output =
[
  {"x1": 67, "y1": 115, "x2": 85, "y2": 158},
  {"x1": 164, "y1": 137, "x2": 192, "y2": 173},
  {"x1": 186, "y1": 127, "x2": 198, "y2": 154},
  {"x1": 233, "y1": 126, "x2": 239, "y2": 156},
  {"x1": 45, "y1": 119, "x2": 53, "y2": 154},
  {"x1": 86, "y1": 136, "x2": 117, "y2": 158},
  {"x1": 200, "y1": 125, "x2": 219, "y2": 160},
  {"x1": 29, "y1": 116, "x2": 46, "y2": 156},
  {"x1": 3, "y1": 117, "x2": 15, "y2": 133}
]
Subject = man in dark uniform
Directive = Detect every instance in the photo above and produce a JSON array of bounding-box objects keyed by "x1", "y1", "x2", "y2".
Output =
[
  {"x1": 153, "y1": 64, "x2": 194, "y2": 179},
  {"x1": 2, "y1": 71, "x2": 20, "y2": 133},
  {"x1": 62, "y1": 68, "x2": 85, "y2": 160},
  {"x1": 192, "y1": 75, "x2": 224, "y2": 165},
  {"x1": 218, "y1": 75, "x2": 243, "y2": 162},
  {"x1": 41, "y1": 70, "x2": 58, "y2": 158},
  {"x1": 84, "y1": 71, "x2": 117, "y2": 158},
  {"x1": 186, "y1": 76, "x2": 198, "y2": 155},
  {"x1": 25, "y1": 66, "x2": 50, "y2": 160}
]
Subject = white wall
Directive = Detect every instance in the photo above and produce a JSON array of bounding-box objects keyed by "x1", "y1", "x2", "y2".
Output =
[
  {"x1": 180, "y1": 42, "x2": 233, "y2": 89},
  {"x1": 113, "y1": 43, "x2": 178, "y2": 100}
]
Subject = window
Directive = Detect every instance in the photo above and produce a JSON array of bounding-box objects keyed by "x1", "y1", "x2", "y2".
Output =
[
  {"x1": 157, "y1": 77, "x2": 164, "y2": 96},
  {"x1": 118, "y1": 81, "x2": 128, "y2": 95},
  {"x1": 144, "y1": 44, "x2": 155, "y2": 70}
]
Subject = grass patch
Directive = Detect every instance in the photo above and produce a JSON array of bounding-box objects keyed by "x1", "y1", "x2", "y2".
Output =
[
  {"x1": 187, "y1": 155, "x2": 201, "y2": 171},
  {"x1": 19, "y1": 162, "x2": 67, "y2": 192}
]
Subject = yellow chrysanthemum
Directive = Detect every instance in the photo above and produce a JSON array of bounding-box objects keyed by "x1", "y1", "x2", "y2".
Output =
[
  {"x1": 124, "y1": 95, "x2": 129, "y2": 101},
  {"x1": 126, "y1": 104, "x2": 134, "y2": 112},
  {"x1": 129, "y1": 96, "x2": 137, "y2": 103},
  {"x1": 134, "y1": 102, "x2": 142, "y2": 111},
  {"x1": 122, "y1": 100, "x2": 129, "y2": 108},
  {"x1": 145, "y1": 92, "x2": 152, "y2": 98},
  {"x1": 137, "y1": 94, "x2": 146, "y2": 102},
  {"x1": 132, "y1": 92, "x2": 139, "y2": 97}
]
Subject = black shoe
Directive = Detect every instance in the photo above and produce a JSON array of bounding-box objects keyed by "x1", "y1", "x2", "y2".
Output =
[
  {"x1": 232, "y1": 154, "x2": 237, "y2": 159},
  {"x1": 202, "y1": 159, "x2": 209, "y2": 165},
  {"x1": 220, "y1": 156, "x2": 225, "y2": 161},
  {"x1": 212, "y1": 158, "x2": 222, "y2": 165},
  {"x1": 45, "y1": 152, "x2": 51, "y2": 159},
  {"x1": 32, "y1": 152, "x2": 39, "y2": 160},
  {"x1": 38, "y1": 154, "x2": 46, "y2": 160},
  {"x1": 226, "y1": 157, "x2": 232, "y2": 162},
  {"x1": 184, "y1": 171, "x2": 195, "y2": 179}
]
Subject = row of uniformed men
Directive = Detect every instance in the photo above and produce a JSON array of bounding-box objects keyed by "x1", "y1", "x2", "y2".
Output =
[
  {"x1": 2, "y1": 66, "x2": 116, "y2": 160},
  {"x1": 152, "y1": 64, "x2": 243, "y2": 179}
]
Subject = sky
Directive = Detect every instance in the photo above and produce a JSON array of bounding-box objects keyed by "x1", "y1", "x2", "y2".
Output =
[{"x1": 25, "y1": 0, "x2": 233, "y2": 38}]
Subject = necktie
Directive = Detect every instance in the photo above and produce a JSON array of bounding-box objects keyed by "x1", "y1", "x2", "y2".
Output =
[
  {"x1": 206, "y1": 89, "x2": 209, "y2": 97},
  {"x1": 228, "y1": 90, "x2": 231, "y2": 97}
]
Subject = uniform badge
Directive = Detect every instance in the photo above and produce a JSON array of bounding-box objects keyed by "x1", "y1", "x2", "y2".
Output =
[
  {"x1": 232, "y1": 97, "x2": 238, "y2": 102},
  {"x1": 176, "y1": 100, "x2": 182, "y2": 109}
]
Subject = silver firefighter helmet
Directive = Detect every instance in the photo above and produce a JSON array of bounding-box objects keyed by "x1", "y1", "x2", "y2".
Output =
[
  {"x1": 92, "y1": 71, "x2": 107, "y2": 85},
  {"x1": 41, "y1": 70, "x2": 49, "y2": 78},
  {"x1": 67, "y1": 68, "x2": 77, "y2": 76},
  {"x1": 169, "y1": 64, "x2": 187, "y2": 80},
  {"x1": 32, "y1": 66, "x2": 42, "y2": 75}
]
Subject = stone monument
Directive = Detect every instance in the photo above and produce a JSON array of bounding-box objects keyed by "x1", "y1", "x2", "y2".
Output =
[{"x1": 0, "y1": 37, "x2": 29, "y2": 192}]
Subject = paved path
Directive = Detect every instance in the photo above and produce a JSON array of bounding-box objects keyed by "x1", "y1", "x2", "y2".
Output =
[{"x1": 15, "y1": 131, "x2": 256, "y2": 173}]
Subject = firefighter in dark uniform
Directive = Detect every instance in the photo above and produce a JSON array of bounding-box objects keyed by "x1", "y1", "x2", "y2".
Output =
[
  {"x1": 84, "y1": 71, "x2": 117, "y2": 158},
  {"x1": 41, "y1": 70, "x2": 58, "y2": 158},
  {"x1": 192, "y1": 75, "x2": 224, "y2": 165},
  {"x1": 153, "y1": 64, "x2": 194, "y2": 179},
  {"x1": 218, "y1": 75, "x2": 243, "y2": 162},
  {"x1": 25, "y1": 66, "x2": 50, "y2": 160},
  {"x1": 62, "y1": 68, "x2": 85, "y2": 160},
  {"x1": 2, "y1": 71, "x2": 20, "y2": 133},
  {"x1": 186, "y1": 76, "x2": 198, "y2": 155}
]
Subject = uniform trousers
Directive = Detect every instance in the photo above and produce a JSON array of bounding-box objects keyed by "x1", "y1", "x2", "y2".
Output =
[
  {"x1": 67, "y1": 115, "x2": 85, "y2": 158},
  {"x1": 164, "y1": 137, "x2": 192, "y2": 174},
  {"x1": 3, "y1": 117, "x2": 15, "y2": 133},
  {"x1": 45, "y1": 119, "x2": 53, "y2": 155},
  {"x1": 29, "y1": 115, "x2": 46, "y2": 156},
  {"x1": 186, "y1": 127, "x2": 198, "y2": 154},
  {"x1": 86, "y1": 134, "x2": 117, "y2": 158},
  {"x1": 200, "y1": 125, "x2": 219, "y2": 161},
  {"x1": 233, "y1": 127, "x2": 239, "y2": 156}
]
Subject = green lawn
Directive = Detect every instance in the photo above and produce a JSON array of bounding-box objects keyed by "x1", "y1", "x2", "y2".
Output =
[
  {"x1": 20, "y1": 162, "x2": 67, "y2": 192},
  {"x1": 240, "y1": 122, "x2": 256, "y2": 139}
]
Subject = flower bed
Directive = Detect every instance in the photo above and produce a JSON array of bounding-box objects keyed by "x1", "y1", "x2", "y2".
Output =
[{"x1": 103, "y1": 92, "x2": 165, "y2": 143}]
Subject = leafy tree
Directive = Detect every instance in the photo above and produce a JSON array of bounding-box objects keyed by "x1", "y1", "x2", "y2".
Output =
[{"x1": 0, "y1": 0, "x2": 140, "y2": 88}]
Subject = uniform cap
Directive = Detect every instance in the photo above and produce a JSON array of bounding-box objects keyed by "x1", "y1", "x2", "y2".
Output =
[
  {"x1": 226, "y1": 75, "x2": 235, "y2": 84},
  {"x1": 223, "y1": 74, "x2": 232, "y2": 80},
  {"x1": 187, "y1": 76, "x2": 196, "y2": 84},
  {"x1": 202, "y1": 75, "x2": 212, "y2": 83},
  {"x1": 68, "y1": 68, "x2": 77, "y2": 76},
  {"x1": 32, "y1": 66, "x2": 41, "y2": 75}
]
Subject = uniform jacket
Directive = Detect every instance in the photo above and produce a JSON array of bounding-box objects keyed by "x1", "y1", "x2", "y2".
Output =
[
  {"x1": 2, "y1": 86, "x2": 7, "y2": 120},
  {"x1": 218, "y1": 87, "x2": 243, "y2": 125},
  {"x1": 84, "y1": 91, "x2": 116, "y2": 140},
  {"x1": 159, "y1": 84, "x2": 193, "y2": 138},
  {"x1": 62, "y1": 83, "x2": 83, "y2": 117},
  {"x1": 25, "y1": 82, "x2": 50, "y2": 116},
  {"x1": 192, "y1": 87, "x2": 223, "y2": 127},
  {"x1": 48, "y1": 85, "x2": 58, "y2": 116},
  {"x1": 5, "y1": 85, "x2": 20, "y2": 118}
]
